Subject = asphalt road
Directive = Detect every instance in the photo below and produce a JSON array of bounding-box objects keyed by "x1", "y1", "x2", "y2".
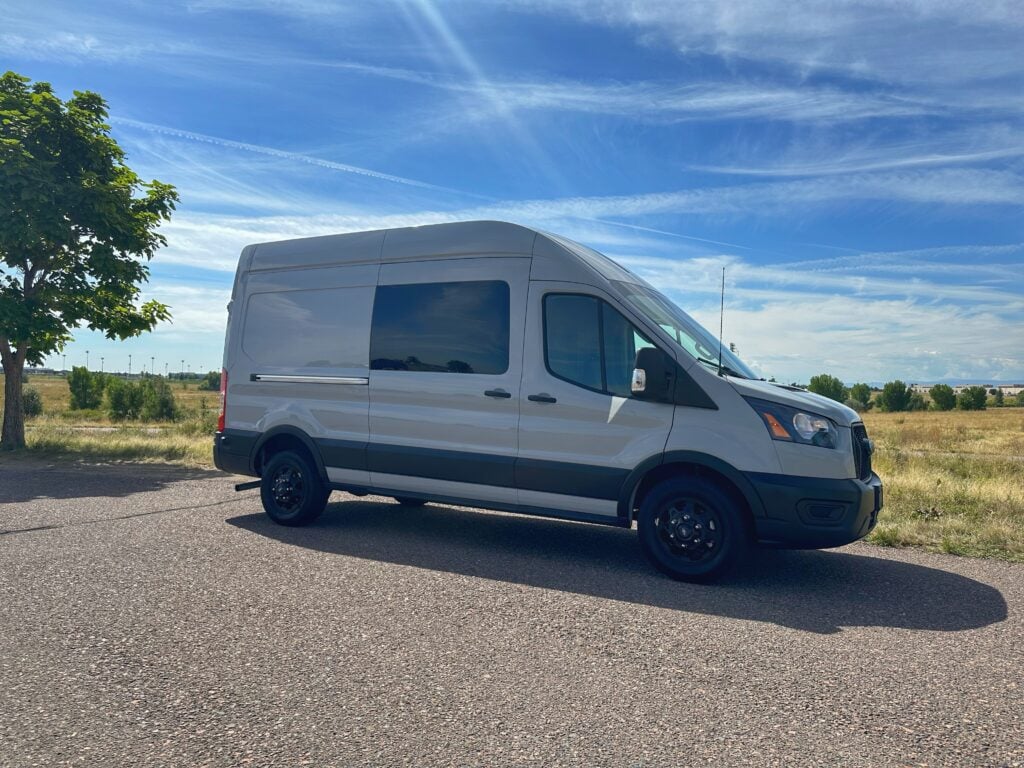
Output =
[{"x1": 1, "y1": 460, "x2": 1021, "y2": 767}]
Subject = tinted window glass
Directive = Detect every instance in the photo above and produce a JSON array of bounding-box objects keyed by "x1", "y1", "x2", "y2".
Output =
[
  {"x1": 602, "y1": 303, "x2": 655, "y2": 396},
  {"x1": 243, "y1": 287, "x2": 372, "y2": 370},
  {"x1": 370, "y1": 281, "x2": 509, "y2": 374},
  {"x1": 544, "y1": 293, "x2": 654, "y2": 395},
  {"x1": 544, "y1": 294, "x2": 602, "y2": 390}
]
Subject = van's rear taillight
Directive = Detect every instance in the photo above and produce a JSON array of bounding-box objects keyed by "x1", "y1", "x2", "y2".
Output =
[{"x1": 217, "y1": 368, "x2": 227, "y2": 432}]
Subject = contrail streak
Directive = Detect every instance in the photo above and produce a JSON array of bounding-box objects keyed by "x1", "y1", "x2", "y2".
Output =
[{"x1": 112, "y1": 117, "x2": 480, "y2": 198}]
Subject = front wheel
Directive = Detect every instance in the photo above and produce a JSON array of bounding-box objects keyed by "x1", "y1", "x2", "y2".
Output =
[
  {"x1": 637, "y1": 477, "x2": 749, "y2": 582},
  {"x1": 260, "y1": 450, "x2": 330, "y2": 526}
]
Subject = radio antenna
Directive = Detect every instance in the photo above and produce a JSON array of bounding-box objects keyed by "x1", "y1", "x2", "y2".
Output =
[{"x1": 717, "y1": 266, "x2": 725, "y2": 376}]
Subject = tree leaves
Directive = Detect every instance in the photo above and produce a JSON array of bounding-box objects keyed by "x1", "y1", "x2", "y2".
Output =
[{"x1": 0, "y1": 70, "x2": 179, "y2": 360}]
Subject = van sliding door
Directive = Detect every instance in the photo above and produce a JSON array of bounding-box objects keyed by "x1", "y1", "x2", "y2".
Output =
[{"x1": 367, "y1": 257, "x2": 529, "y2": 506}]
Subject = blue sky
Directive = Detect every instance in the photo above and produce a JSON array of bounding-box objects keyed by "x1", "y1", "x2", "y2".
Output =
[{"x1": 5, "y1": 0, "x2": 1023, "y2": 384}]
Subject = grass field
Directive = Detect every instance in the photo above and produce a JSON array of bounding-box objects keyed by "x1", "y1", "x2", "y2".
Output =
[{"x1": 3, "y1": 374, "x2": 1023, "y2": 561}]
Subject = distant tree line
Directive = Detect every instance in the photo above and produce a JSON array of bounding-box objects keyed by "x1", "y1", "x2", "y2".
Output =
[{"x1": 804, "y1": 374, "x2": 1023, "y2": 412}]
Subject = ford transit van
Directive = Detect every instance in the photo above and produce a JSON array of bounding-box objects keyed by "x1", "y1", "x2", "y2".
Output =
[{"x1": 214, "y1": 221, "x2": 882, "y2": 581}]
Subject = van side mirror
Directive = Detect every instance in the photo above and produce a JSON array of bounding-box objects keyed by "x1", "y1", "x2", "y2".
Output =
[{"x1": 632, "y1": 347, "x2": 673, "y2": 401}]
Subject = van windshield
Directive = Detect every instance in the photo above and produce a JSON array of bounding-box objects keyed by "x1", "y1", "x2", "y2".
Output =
[{"x1": 612, "y1": 281, "x2": 757, "y2": 380}]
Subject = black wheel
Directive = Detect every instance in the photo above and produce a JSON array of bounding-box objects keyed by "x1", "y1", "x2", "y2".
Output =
[
  {"x1": 394, "y1": 496, "x2": 428, "y2": 508},
  {"x1": 260, "y1": 450, "x2": 330, "y2": 526},
  {"x1": 637, "y1": 477, "x2": 748, "y2": 582}
]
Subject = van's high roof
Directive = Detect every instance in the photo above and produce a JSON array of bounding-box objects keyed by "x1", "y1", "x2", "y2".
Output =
[{"x1": 239, "y1": 220, "x2": 642, "y2": 286}]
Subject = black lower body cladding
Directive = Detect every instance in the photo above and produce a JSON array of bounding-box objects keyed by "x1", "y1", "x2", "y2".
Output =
[
  {"x1": 748, "y1": 471, "x2": 883, "y2": 548},
  {"x1": 215, "y1": 428, "x2": 883, "y2": 550}
]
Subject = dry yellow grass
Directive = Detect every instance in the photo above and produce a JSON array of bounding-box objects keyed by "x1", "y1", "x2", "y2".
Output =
[
  {"x1": 4, "y1": 374, "x2": 1023, "y2": 560},
  {"x1": 3, "y1": 373, "x2": 215, "y2": 466},
  {"x1": 863, "y1": 409, "x2": 1024, "y2": 561}
]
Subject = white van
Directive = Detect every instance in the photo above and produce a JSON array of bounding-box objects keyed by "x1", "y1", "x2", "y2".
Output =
[{"x1": 214, "y1": 221, "x2": 881, "y2": 581}]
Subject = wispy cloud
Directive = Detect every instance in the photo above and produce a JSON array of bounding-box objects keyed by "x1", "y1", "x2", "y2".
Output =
[
  {"x1": 684, "y1": 145, "x2": 1024, "y2": 177},
  {"x1": 502, "y1": 0, "x2": 1024, "y2": 87},
  {"x1": 113, "y1": 118, "x2": 478, "y2": 197}
]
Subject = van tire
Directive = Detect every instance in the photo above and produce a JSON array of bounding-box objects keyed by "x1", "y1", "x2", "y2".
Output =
[
  {"x1": 260, "y1": 450, "x2": 330, "y2": 526},
  {"x1": 394, "y1": 497, "x2": 428, "y2": 507},
  {"x1": 637, "y1": 477, "x2": 748, "y2": 582}
]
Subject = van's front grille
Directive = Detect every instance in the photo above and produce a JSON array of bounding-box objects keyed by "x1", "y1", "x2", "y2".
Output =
[{"x1": 852, "y1": 423, "x2": 873, "y2": 480}]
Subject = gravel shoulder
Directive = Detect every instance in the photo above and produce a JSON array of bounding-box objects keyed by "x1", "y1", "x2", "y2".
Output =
[{"x1": 1, "y1": 459, "x2": 1021, "y2": 767}]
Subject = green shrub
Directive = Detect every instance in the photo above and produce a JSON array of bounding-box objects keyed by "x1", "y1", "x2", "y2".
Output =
[
  {"x1": 141, "y1": 377, "x2": 177, "y2": 421},
  {"x1": 105, "y1": 378, "x2": 144, "y2": 420},
  {"x1": 67, "y1": 366, "x2": 106, "y2": 410},
  {"x1": 199, "y1": 370, "x2": 221, "y2": 391},
  {"x1": 106, "y1": 377, "x2": 178, "y2": 421},
  {"x1": 23, "y1": 386, "x2": 43, "y2": 417},
  {"x1": 957, "y1": 386, "x2": 988, "y2": 411}
]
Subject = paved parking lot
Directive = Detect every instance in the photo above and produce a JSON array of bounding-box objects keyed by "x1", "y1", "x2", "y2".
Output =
[{"x1": 1, "y1": 459, "x2": 1021, "y2": 767}]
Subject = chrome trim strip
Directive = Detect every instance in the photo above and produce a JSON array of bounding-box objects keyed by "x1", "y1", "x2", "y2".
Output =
[{"x1": 251, "y1": 374, "x2": 369, "y2": 385}]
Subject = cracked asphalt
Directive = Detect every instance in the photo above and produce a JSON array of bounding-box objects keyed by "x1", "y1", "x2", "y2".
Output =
[{"x1": 1, "y1": 459, "x2": 1021, "y2": 767}]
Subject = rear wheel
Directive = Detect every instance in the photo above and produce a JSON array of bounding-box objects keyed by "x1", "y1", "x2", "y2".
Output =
[
  {"x1": 394, "y1": 497, "x2": 428, "y2": 508},
  {"x1": 637, "y1": 477, "x2": 748, "y2": 582},
  {"x1": 260, "y1": 450, "x2": 329, "y2": 526}
]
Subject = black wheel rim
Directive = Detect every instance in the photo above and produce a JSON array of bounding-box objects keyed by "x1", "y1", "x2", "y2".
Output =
[
  {"x1": 271, "y1": 464, "x2": 304, "y2": 514},
  {"x1": 654, "y1": 497, "x2": 723, "y2": 562}
]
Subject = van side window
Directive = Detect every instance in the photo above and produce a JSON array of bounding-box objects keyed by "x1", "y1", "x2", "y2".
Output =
[
  {"x1": 370, "y1": 280, "x2": 510, "y2": 374},
  {"x1": 544, "y1": 293, "x2": 655, "y2": 396}
]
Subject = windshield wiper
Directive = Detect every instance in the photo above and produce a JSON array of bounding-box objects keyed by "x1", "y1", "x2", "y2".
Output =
[{"x1": 694, "y1": 356, "x2": 748, "y2": 379}]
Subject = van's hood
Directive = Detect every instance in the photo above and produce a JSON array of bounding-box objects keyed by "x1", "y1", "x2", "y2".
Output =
[{"x1": 726, "y1": 377, "x2": 860, "y2": 427}]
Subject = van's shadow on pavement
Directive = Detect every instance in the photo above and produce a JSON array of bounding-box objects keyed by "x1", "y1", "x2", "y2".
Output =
[
  {"x1": 0, "y1": 460, "x2": 222, "y2": 503},
  {"x1": 227, "y1": 499, "x2": 1009, "y2": 635}
]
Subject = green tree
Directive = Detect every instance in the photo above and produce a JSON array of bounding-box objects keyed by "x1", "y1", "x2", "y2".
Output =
[
  {"x1": 908, "y1": 392, "x2": 928, "y2": 411},
  {"x1": 67, "y1": 366, "x2": 106, "y2": 410},
  {"x1": 956, "y1": 386, "x2": 988, "y2": 411},
  {"x1": 848, "y1": 382, "x2": 873, "y2": 411},
  {"x1": 929, "y1": 383, "x2": 956, "y2": 411},
  {"x1": 0, "y1": 71, "x2": 177, "y2": 449},
  {"x1": 807, "y1": 373, "x2": 848, "y2": 403},
  {"x1": 991, "y1": 388, "x2": 1004, "y2": 406},
  {"x1": 878, "y1": 380, "x2": 913, "y2": 412}
]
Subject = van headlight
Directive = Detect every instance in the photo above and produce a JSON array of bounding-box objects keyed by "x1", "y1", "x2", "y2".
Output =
[{"x1": 743, "y1": 397, "x2": 838, "y2": 449}]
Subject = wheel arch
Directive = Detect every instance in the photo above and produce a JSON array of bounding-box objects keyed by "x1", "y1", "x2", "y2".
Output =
[
  {"x1": 252, "y1": 426, "x2": 328, "y2": 482},
  {"x1": 618, "y1": 451, "x2": 767, "y2": 525}
]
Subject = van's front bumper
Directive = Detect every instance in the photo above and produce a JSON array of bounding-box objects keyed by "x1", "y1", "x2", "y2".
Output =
[{"x1": 747, "y1": 471, "x2": 883, "y2": 549}]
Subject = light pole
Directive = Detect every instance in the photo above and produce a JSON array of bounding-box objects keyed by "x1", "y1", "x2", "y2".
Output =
[
  {"x1": 100, "y1": 357, "x2": 104, "y2": 373},
  {"x1": 180, "y1": 359, "x2": 184, "y2": 381},
  {"x1": 128, "y1": 354, "x2": 132, "y2": 378},
  {"x1": 151, "y1": 357, "x2": 155, "y2": 378},
  {"x1": 85, "y1": 350, "x2": 90, "y2": 370},
  {"x1": 62, "y1": 354, "x2": 66, "y2": 373}
]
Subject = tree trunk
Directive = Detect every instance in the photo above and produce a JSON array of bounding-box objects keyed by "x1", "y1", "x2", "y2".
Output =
[{"x1": 1, "y1": 351, "x2": 26, "y2": 450}]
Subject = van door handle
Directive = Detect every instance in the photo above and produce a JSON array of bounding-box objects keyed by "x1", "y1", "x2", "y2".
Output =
[
  {"x1": 484, "y1": 389, "x2": 512, "y2": 399},
  {"x1": 527, "y1": 393, "x2": 557, "y2": 403}
]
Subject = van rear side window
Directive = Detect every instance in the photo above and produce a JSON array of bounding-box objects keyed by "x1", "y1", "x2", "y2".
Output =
[
  {"x1": 242, "y1": 287, "x2": 372, "y2": 369},
  {"x1": 370, "y1": 281, "x2": 510, "y2": 374}
]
